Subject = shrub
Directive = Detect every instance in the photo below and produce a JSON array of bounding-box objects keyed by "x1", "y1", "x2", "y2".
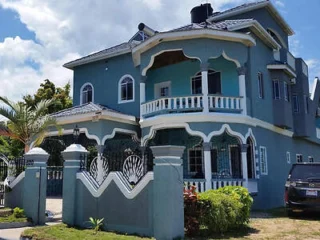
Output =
[
  {"x1": 13, "y1": 207, "x2": 25, "y2": 218},
  {"x1": 217, "y1": 186, "x2": 253, "y2": 224},
  {"x1": 89, "y1": 217, "x2": 104, "y2": 234},
  {"x1": 183, "y1": 185, "x2": 202, "y2": 236}
]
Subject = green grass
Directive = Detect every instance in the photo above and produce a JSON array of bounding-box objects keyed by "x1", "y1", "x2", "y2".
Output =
[
  {"x1": 22, "y1": 224, "x2": 152, "y2": 240},
  {"x1": 0, "y1": 214, "x2": 28, "y2": 223}
]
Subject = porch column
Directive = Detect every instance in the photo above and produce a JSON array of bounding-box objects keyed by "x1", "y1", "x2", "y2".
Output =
[
  {"x1": 237, "y1": 66, "x2": 247, "y2": 115},
  {"x1": 96, "y1": 144, "x2": 106, "y2": 185},
  {"x1": 140, "y1": 76, "x2": 147, "y2": 118},
  {"x1": 240, "y1": 144, "x2": 249, "y2": 188},
  {"x1": 203, "y1": 142, "x2": 212, "y2": 191},
  {"x1": 201, "y1": 63, "x2": 209, "y2": 113}
]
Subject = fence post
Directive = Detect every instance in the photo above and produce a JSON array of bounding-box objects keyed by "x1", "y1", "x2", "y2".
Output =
[
  {"x1": 62, "y1": 144, "x2": 87, "y2": 225},
  {"x1": 151, "y1": 145, "x2": 185, "y2": 240},
  {"x1": 23, "y1": 147, "x2": 49, "y2": 225}
]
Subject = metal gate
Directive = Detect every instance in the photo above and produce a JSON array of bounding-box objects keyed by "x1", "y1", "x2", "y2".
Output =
[
  {"x1": 47, "y1": 166, "x2": 63, "y2": 197},
  {"x1": 0, "y1": 154, "x2": 8, "y2": 206}
]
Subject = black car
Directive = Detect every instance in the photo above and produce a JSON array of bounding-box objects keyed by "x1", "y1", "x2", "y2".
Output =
[{"x1": 285, "y1": 163, "x2": 320, "y2": 215}]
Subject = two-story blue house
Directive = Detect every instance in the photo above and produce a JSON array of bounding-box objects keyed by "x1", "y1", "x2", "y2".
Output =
[{"x1": 43, "y1": 0, "x2": 320, "y2": 209}]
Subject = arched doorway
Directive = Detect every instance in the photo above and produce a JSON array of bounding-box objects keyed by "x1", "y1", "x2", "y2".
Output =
[{"x1": 246, "y1": 137, "x2": 255, "y2": 179}]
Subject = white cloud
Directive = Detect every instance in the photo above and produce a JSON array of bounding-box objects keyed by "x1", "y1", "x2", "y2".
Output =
[
  {"x1": 274, "y1": 1, "x2": 285, "y2": 8},
  {"x1": 0, "y1": 0, "x2": 259, "y2": 102}
]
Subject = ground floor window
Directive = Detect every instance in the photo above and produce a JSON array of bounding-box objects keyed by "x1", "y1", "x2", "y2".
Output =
[
  {"x1": 296, "y1": 154, "x2": 303, "y2": 163},
  {"x1": 188, "y1": 148, "x2": 203, "y2": 176},
  {"x1": 308, "y1": 156, "x2": 314, "y2": 163},
  {"x1": 260, "y1": 146, "x2": 268, "y2": 175}
]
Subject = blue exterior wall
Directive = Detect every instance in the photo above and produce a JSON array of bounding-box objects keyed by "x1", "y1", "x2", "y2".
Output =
[
  {"x1": 73, "y1": 54, "x2": 141, "y2": 117},
  {"x1": 75, "y1": 180, "x2": 154, "y2": 236},
  {"x1": 5, "y1": 177, "x2": 24, "y2": 209}
]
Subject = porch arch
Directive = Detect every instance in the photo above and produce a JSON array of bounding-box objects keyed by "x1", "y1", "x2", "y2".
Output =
[{"x1": 206, "y1": 124, "x2": 245, "y2": 143}]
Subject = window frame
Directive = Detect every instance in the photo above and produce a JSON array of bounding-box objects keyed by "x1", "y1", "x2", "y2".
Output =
[
  {"x1": 296, "y1": 154, "x2": 303, "y2": 163},
  {"x1": 260, "y1": 146, "x2": 268, "y2": 175},
  {"x1": 258, "y1": 72, "x2": 264, "y2": 99},
  {"x1": 80, "y1": 83, "x2": 94, "y2": 105},
  {"x1": 272, "y1": 79, "x2": 281, "y2": 100},
  {"x1": 308, "y1": 156, "x2": 314, "y2": 163},
  {"x1": 188, "y1": 147, "x2": 203, "y2": 175},
  {"x1": 118, "y1": 74, "x2": 135, "y2": 104},
  {"x1": 304, "y1": 95, "x2": 309, "y2": 114},
  {"x1": 284, "y1": 82, "x2": 290, "y2": 102},
  {"x1": 190, "y1": 70, "x2": 222, "y2": 95},
  {"x1": 154, "y1": 81, "x2": 171, "y2": 98},
  {"x1": 292, "y1": 95, "x2": 299, "y2": 113},
  {"x1": 286, "y1": 151, "x2": 291, "y2": 164}
]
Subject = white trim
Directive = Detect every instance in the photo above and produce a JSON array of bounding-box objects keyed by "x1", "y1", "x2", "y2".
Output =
[
  {"x1": 65, "y1": 166, "x2": 80, "y2": 169},
  {"x1": 258, "y1": 72, "x2": 264, "y2": 99},
  {"x1": 101, "y1": 128, "x2": 140, "y2": 145},
  {"x1": 118, "y1": 74, "x2": 135, "y2": 104},
  {"x1": 76, "y1": 171, "x2": 154, "y2": 199},
  {"x1": 154, "y1": 81, "x2": 171, "y2": 98},
  {"x1": 267, "y1": 28, "x2": 288, "y2": 48},
  {"x1": 140, "y1": 113, "x2": 294, "y2": 138},
  {"x1": 272, "y1": 79, "x2": 281, "y2": 100},
  {"x1": 286, "y1": 151, "x2": 291, "y2": 164},
  {"x1": 65, "y1": 160, "x2": 81, "y2": 163},
  {"x1": 155, "y1": 163, "x2": 181, "y2": 166},
  {"x1": 310, "y1": 78, "x2": 318, "y2": 101},
  {"x1": 80, "y1": 83, "x2": 94, "y2": 105},
  {"x1": 259, "y1": 146, "x2": 268, "y2": 175},
  {"x1": 221, "y1": 51, "x2": 241, "y2": 68},
  {"x1": 207, "y1": 124, "x2": 245, "y2": 144},
  {"x1": 296, "y1": 153, "x2": 303, "y2": 163},
  {"x1": 187, "y1": 147, "x2": 203, "y2": 175},
  {"x1": 267, "y1": 64, "x2": 297, "y2": 78},
  {"x1": 9, "y1": 172, "x2": 25, "y2": 188},
  {"x1": 154, "y1": 156, "x2": 181, "y2": 160}
]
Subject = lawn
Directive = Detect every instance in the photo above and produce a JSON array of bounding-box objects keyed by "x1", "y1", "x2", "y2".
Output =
[{"x1": 21, "y1": 211, "x2": 320, "y2": 240}]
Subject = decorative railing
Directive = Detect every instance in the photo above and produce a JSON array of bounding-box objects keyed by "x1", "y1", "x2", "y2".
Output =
[
  {"x1": 287, "y1": 51, "x2": 296, "y2": 71},
  {"x1": 208, "y1": 95, "x2": 242, "y2": 112},
  {"x1": 302, "y1": 60, "x2": 308, "y2": 76},
  {"x1": 0, "y1": 182, "x2": 4, "y2": 206},
  {"x1": 8, "y1": 157, "x2": 26, "y2": 177},
  {"x1": 47, "y1": 166, "x2": 63, "y2": 197},
  {"x1": 184, "y1": 179, "x2": 206, "y2": 193},
  {"x1": 211, "y1": 179, "x2": 243, "y2": 189},
  {"x1": 141, "y1": 95, "x2": 203, "y2": 117}
]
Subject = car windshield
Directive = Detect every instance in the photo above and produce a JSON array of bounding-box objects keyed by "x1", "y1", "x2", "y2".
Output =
[{"x1": 290, "y1": 165, "x2": 320, "y2": 180}]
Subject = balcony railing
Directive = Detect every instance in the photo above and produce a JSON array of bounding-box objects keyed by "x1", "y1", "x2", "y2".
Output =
[
  {"x1": 287, "y1": 51, "x2": 296, "y2": 71},
  {"x1": 141, "y1": 95, "x2": 203, "y2": 117},
  {"x1": 208, "y1": 95, "x2": 242, "y2": 112}
]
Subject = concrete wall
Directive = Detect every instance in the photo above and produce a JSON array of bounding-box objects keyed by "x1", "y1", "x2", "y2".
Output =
[
  {"x1": 75, "y1": 180, "x2": 154, "y2": 236},
  {"x1": 4, "y1": 177, "x2": 24, "y2": 209}
]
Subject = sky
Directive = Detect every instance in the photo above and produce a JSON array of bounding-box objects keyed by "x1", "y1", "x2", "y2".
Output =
[{"x1": 0, "y1": 0, "x2": 319, "y2": 105}]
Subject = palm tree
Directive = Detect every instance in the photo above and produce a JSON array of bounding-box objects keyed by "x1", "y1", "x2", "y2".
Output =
[{"x1": 0, "y1": 96, "x2": 60, "y2": 153}]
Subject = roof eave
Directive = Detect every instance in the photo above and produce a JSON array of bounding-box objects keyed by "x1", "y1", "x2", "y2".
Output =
[
  {"x1": 63, "y1": 48, "x2": 132, "y2": 70},
  {"x1": 208, "y1": 1, "x2": 294, "y2": 36}
]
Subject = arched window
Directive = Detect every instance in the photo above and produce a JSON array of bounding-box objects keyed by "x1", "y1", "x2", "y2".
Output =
[
  {"x1": 191, "y1": 70, "x2": 221, "y2": 95},
  {"x1": 80, "y1": 83, "x2": 93, "y2": 105},
  {"x1": 267, "y1": 29, "x2": 287, "y2": 48},
  {"x1": 119, "y1": 75, "x2": 135, "y2": 103}
]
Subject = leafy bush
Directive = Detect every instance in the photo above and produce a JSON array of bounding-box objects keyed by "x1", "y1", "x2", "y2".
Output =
[
  {"x1": 198, "y1": 186, "x2": 253, "y2": 234},
  {"x1": 13, "y1": 207, "x2": 25, "y2": 218},
  {"x1": 183, "y1": 185, "x2": 202, "y2": 236}
]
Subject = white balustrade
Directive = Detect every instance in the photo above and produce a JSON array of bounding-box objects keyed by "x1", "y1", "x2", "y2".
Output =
[
  {"x1": 302, "y1": 60, "x2": 308, "y2": 77},
  {"x1": 287, "y1": 51, "x2": 296, "y2": 71},
  {"x1": 211, "y1": 179, "x2": 243, "y2": 190},
  {"x1": 141, "y1": 95, "x2": 203, "y2": 116},
  {"x1": 184, "y1": 179, "x2": 206, "y2": 193},
  {"x1": 208, "y1": 95, "x2": 242, "y2": 111}
]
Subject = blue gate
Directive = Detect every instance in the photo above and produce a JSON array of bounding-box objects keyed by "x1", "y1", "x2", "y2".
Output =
[{"x1": 47, "y1": 166, "x2": 63, "y2": 196}]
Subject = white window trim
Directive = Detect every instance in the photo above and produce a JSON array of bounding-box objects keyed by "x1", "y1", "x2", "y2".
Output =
[
  {"x1": 154, "y1": 81, "x2": 171, "y2": 99},
  {"x1": 286, "y1": 151, "x2": 291, "y2": 164},
  {"x1": 284, "y1": 82, "x2": 289, "y2": 102},
  {"x1": 118, "y1": 74, "x2": 135, "y2": 104},
  {"x1": 260, "y1": 146, "x2": 268, "y2": 175},
  {"x1": 80, "y1": 82, "x2": 94, "y2": 105},
  {"x1": 308, "y1": 156, "x2": 314, "y2": 163},
  {"x1": 258, "y1": 72, "x2": 264, "y2": 99},
  {"x1": 296, "y1": 154, "x2": 303, "y2": 163},
  {"x1": 188, "y1": 147, "x2": 203, "y2": 175},
  {"x1": 273, "y1": 79, "x2": 280, "y2": 100},
  {"x1": 190, "y1": 69, "x2": 222, "y2": 95}
]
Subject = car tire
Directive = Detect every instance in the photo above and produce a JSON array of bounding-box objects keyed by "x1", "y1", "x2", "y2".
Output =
[{"x1": 287, "y1": 209, "x2": 297, "y2": 218}]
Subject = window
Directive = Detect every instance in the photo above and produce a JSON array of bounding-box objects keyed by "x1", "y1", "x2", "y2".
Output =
[
  {"x1": 258, "y1": 72, "x2": 264, "y2": 99},
  {"x1": 296, "y1": 154, "x2": 303, "y2": 163},
  {"x1": 273, "y1": 80, "x2": 280, "y2": 100},
  {"x1": 308, "y1": 156, "x2": 314, "y2": 163},
  {"x1": 189, "y1": 148, "x2": 203, "y2": 174},
  {"x1": 284, "y1": 82, "x2": 289, "y2": 101},
  {"x1": 286, "y1": 152, "x2": 291, "y2": 164},
  {"x1": 154, "y1": 81, "x2": 171, "y2": 98},
  {"x1": 260, "y1": 146, "x2": 268, "y2": 175},
  {"x1": 293, "y1": 95, "x2": 299, "y2": 113},
  {"x1": 119, "y1": 75, "x2": 134, "y2": 103},
  {"x1": 304, "y1": 95, "x2": 309, "y2": 114},
  {"x1": 191, "y1": 70, "x2": 221, "y2": 95},
  {"x1": 80, "y1": 83, "x2": 93, "y2": 104},
  {"x1": 160, "y1": 86, "x2": 169, "y2": 97}
]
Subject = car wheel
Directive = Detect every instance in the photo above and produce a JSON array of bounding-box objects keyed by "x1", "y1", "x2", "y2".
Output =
[{"x1": 287, "y1": 209, "x2": 297, "y2": 218}]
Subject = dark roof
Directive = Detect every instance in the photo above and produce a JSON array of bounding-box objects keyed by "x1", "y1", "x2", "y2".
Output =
[
  {"x1": 211, "y1": 0, "x2": 268, "y2": 18},
  {"x1": 51, "y1": 102, "x2": 120, "y2": 118},
  {"x1": 167, "y1": 19, "x2": 253, "y2": 33}
]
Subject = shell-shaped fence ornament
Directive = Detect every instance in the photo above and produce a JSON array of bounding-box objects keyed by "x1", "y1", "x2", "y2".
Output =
[
  {"x1": 90, "y1": 155, "x2": 109, "y2": 185},
  {"x1": 123, "y1": 155, "x2": 144, "y2": 185}
]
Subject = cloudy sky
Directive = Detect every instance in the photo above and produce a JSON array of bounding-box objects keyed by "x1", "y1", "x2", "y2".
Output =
[{"x1": 0, "y1": 0, "x2": 319, "y2": 103}]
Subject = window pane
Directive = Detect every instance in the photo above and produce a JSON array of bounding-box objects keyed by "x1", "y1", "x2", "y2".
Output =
[
  {"x1": 88, "y1": 90, "x2": 92, "y2": 102},
  {"x1": 127, "y1": 83, "x2": 133, "y2": 100},
  {"x1": 293, "y1": 95, "x2": 299, "y2": 112},
  {"x1": 208, "y1": 72, "x2": 221, "y2": 94},
  {"x1": 121, "y1": 85, "x2": 127, "y2": 100},
  {"x1": 192, "y1": 76, "x2": 202, "y2": 94},
  {"x1": 273, "y1": 80, "x2": 280, "y2": 99},
  {"x1": 258, "y1": 73, "x2": 264, "y2": 98}
]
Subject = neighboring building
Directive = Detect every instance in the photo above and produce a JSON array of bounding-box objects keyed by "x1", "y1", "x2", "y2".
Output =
[{"x1": 43, "y1": 0, "x2": 320, "y2": 209}]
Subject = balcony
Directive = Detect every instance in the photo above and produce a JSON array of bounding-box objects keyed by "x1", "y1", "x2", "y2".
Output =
[{"x1": 141, "y1": 95, "x2": 243, "y2": 118}]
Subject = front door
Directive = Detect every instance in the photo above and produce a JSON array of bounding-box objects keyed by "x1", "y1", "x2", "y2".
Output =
[{"x1": 230, "y1": 146, "x2": 241, "y2": 178}]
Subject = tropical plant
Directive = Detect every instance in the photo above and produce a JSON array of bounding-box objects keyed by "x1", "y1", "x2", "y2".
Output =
[
  {"x1": 13, "y1": 207, "x2": 25, "y2": 218},
  {"x1": 88, "y1": 217, "x2": 104, "y2": 233},
  {"x1": 0, "y1": 96, "x2": 60, "y2": 153}
]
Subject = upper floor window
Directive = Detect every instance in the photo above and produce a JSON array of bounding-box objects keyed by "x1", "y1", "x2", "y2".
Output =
[
  {"x1": 284, "y1": 82, "x2": 290, "y2": 102},
  {"x1": 80, "y1": 83, "x2": 93, "y2": 105},
  {"x1": 119, "y1": 75, "x2": 135, "y2": 103},
  {"x1": 296, "y1": 154, "x2": 303, "y2": 163},
  {"x1": 258, "y1": 72, "x2": 264, "y2": 99},
  {"x1": 304, "y1": 95, "x2": 309, "y2": 114},
  {"x1": 293, "y1": 95, "x2": 299, "y2": 113},
  {"x1": 273, "y1": 80, "x2": 280, "y2": 100},
  {"x1": 191, "y1": 70, "x2": 221, "y2": 95},
  {"x1": 260, "y1": 146, "x2": 268, "y2": 175}
]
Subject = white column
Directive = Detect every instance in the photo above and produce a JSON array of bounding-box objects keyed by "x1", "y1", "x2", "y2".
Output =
[
  {"x1": 203, "y1": 142, "x2": 212, "y2": 191},
  {"x1": 241, "y1": 144, "x2": 248, "y2": 188},
  {"x1": 237, "y1": 67, "x2": 247, "y2": 115},
  {"x1": 201, "y1": 63, "x2": 209, "y2": 113},
  {"x1": 140, "y1": 76, "x2": 146, "y2": 118}
]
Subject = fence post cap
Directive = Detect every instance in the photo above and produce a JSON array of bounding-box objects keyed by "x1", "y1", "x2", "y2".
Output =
[
  {"x1": 63, "y1": 144, "x2": 88, "y2": 153},
  {"x1": 25, "y1": 147, "x2": 49, "y2": 156}
]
